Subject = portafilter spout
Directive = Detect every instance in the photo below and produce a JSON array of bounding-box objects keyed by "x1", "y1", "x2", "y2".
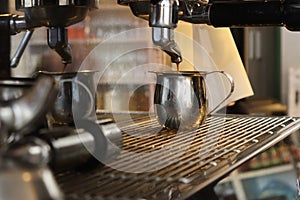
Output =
[
  {"x1": 152, "y1": 27, "x2": 182, "y2": 63},
  {"x1": 47, "y1": 27, "x2": 72, "y2": 64}
]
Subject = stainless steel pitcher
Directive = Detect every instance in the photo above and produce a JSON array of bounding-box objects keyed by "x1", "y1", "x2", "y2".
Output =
[
  {"x1": 153, "y1": 71, "x2": 234, "y2": 130},
  {"x1": 38, "y1": 71, "x2": 99, "y2": 127}
]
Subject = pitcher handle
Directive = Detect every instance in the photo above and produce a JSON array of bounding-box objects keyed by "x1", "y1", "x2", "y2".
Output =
[{"x1": 206, "y1": 71, "x2": 235, "y2": 115}]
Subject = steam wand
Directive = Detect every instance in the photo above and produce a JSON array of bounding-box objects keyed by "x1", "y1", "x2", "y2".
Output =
[{"x1": 10, "y1": 30, "x2": 34, "y2": 68}]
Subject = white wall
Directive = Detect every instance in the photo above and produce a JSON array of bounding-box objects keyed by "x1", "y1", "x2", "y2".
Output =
[{"x1": 281, "y1": 29, "x2": 300, "y2": 105}]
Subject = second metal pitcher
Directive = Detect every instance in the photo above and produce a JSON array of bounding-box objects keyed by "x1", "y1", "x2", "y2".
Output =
[{"x1": 38, "y1": 71, "x2": 99, "y2": 127}]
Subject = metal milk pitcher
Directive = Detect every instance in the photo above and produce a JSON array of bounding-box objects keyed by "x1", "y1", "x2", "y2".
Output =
[
  {"x1": 37, "y1": 71, "x2": 99, "y2": 127},
  {"x1": 153, "y1": 71, "x2": 234, "y2": 130}
]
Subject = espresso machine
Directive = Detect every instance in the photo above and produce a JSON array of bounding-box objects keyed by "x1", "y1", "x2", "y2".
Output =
[
  {"x1": 0, "y1": 1, "x2": 123, "y2": 200},
  {"x1": 2, "y1": 0, "x2": 300, "y2": 200}
]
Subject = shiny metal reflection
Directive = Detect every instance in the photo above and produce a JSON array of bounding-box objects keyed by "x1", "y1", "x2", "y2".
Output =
[
  {"x1": 153, "y1": 71, "x2": 234, "y2": 129},
  {"x1": 0, "y1": 158, "x2": 63, "y2": 200}
]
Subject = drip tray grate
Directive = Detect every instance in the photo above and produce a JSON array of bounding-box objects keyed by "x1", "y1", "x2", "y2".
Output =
[{"x1": 55, "y1": 115, "x2": 300, "y2": 200}]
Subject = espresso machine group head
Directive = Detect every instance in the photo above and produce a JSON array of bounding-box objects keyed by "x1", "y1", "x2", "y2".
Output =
[
  {"x1": 121, "y1": 0, "x2": 300, "y2": 28},
  {"x1": 14, "y1": 0, "x2": 98, "y2": 64},
  {"x1": 120, "y1": 0, "x2": 183, "y2": 63},
  {"x1": 5, "y1": 0, "x2": 300, "y2": 71},
  {"x1": 118, "y1": 0, "x2": 300, "y2": 64}
]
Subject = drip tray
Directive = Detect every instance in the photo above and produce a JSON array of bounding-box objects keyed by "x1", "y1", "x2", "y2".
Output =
[{"x1": 55, "y1": 115, "x2": 300, "y2": 200}]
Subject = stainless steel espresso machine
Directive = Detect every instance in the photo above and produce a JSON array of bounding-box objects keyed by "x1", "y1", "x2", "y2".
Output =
[{"x1": 2, "y1": 0, "x2": 300, "y2": 200}]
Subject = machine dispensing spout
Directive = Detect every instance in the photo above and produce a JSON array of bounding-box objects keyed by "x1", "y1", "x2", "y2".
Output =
[
  {"x1": 47, "y1": 27, "x2": 72, "y2": 64},
  {"x1": 152, "y1": 27, "x2": 182, "y2": 63}
]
